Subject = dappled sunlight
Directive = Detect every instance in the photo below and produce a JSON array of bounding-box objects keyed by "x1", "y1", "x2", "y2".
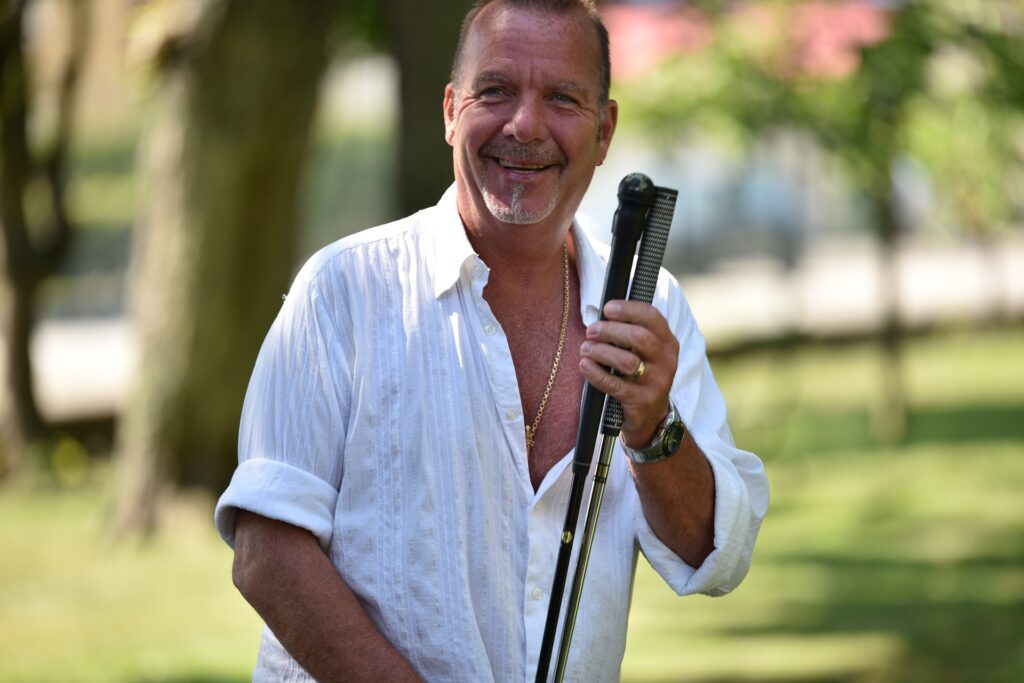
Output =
[
  {"x1": 622, "y1": 331, "x2": 1024, "y2": 681},
  {"x1": 0, "y1": 481, "x2": 261, "y2": 683},
  {"x1": 626, "y1": 630, "x2": 904, "y2": 682}
]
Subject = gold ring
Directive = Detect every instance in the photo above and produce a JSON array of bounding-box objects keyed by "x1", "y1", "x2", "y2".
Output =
[{"x1": 630, "y1": 359, "x2": 647, "y2": 381}]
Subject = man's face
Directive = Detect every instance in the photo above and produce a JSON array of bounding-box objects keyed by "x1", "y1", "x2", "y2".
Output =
[{"x1": 444, "y1": 5, "x2": 617, "y2": 233}]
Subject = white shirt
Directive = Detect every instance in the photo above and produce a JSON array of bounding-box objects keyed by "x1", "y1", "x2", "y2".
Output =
[{"x1": 215, "y1": 185, "x2": 769, "y2": 682}]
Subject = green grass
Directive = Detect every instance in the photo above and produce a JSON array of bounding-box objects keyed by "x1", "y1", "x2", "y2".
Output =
[
  {"x1": 1, "y1": 329, "x2": 1022, "y2": 682},
  {"x1": 622, "y1": 329, "x2": 1024, "y2": 682},
  {"x1": 0, "y1": 485, "x2": 260, "y2": 683}
]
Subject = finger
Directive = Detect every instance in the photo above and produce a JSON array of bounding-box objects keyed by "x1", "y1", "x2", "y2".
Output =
[
  {"x1": 586, "y1": 319, "x2": 662, "y2": 357},
  {"x1": 580, "y1": 340, "x2": 645, "y2": 379},
  {"x1": 603, "y1": 300, "x2": 672, "y2": 338},
  {"x1": 579, "y1": 357, "x2": 634, "y2": 399}
]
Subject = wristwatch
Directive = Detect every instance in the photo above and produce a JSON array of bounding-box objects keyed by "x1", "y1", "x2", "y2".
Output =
[{"x1": 621, "y1": 403, "x2": 686, "y2": 465}]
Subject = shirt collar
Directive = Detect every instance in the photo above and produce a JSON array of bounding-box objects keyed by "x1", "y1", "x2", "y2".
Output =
[
  {"x1": 430, "y1": 184, "x2": 479, "y2": 299},
  {"x1": 571, "y1": 212, "x2": 611, "y2": 325}
]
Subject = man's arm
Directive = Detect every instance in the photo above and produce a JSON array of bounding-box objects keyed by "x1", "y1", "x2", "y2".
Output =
[
  {"x1": 626, "y1": 432, "x2": 715, "y2": 566},
  {"x1": 579, "y1": 299, "x2": 716, "y2": 567},
  {"x1": 232, "y1": 510, "x2": 421, "y2": 683}
]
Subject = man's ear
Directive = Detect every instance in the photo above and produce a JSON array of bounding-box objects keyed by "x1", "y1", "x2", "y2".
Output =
[
  {"x1": 443, "y1": 83, "x2": 457, "y2": 145},
  {"x1": 597, "y1": 99, "x2": 618, "y2": 165}
]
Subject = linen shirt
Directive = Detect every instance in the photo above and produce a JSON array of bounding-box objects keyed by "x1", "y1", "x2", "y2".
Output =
[{"x1": 215, "y1": 185, "x2": 769, "y2": 682}]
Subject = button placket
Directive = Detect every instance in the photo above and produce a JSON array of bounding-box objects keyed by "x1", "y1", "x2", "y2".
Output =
[{"x1": 462, "y1": 258, "x2": 531, "y2": 486}]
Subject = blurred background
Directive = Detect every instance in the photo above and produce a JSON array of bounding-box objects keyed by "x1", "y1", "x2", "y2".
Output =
[{"x1": 1, "y1": 0, "x2": 1022, "y2": 681}]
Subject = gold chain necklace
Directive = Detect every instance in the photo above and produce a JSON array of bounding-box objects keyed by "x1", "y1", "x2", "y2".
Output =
[{"x1": 525, "y1": 243, "x2": 569, "y2": 453}]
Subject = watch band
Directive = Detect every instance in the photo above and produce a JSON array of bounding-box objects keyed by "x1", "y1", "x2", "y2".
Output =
[{"x1": 620, "y1": 403, "x2": 686, "y2": 465}]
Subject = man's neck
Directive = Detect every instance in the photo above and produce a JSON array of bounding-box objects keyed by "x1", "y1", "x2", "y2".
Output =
[{"x1": 456, "y1": 189, "x2": 579, "y2": 275}]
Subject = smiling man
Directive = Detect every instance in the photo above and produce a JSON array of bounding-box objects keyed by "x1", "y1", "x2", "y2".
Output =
[
  {"x1": 215, "y1": 1, "x2": 768, "y2": 681},
  {"x1": 445, "y1": 3, "x2": 614, "y2": 232}
]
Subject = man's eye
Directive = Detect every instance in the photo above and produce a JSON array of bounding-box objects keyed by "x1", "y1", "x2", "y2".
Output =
[{"x1": 551, "y1": 93, "x2": 577, "y2": 105}]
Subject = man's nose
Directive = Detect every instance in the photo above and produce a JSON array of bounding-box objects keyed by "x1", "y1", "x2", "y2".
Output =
[{"x1": 502, "y1": 96, "x2": 548, "y2": 143}]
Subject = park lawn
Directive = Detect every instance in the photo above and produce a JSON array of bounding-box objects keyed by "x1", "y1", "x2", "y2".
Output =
[
  {"x1": 622, "y1": 438, "x2": 1024, "y2": 682},
  {"x1": 0, "y1": 484, "x2": 260, "y2": 683},
  {"x1": 1, "y1": 330, "x2": 1022, "y2": 682},
  {"x1": 623, "y1": 329, "x2": 1024, "y2": 682}
]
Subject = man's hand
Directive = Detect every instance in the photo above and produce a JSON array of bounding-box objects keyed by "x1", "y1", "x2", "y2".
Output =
[
  {"x1": 578, "y1": 299, "x2": 716, "y2": 566},
  {"x1": 233, "y1": 511, "x2": 422, "y2": 682},
  {"x1": 578, "y1": 299, "x2": 679, "y2": 448}
]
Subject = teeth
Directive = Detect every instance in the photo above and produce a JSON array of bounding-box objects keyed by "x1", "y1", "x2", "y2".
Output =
[{"x1": 497, "y1": 159, "x2": 547, "y2": 171}]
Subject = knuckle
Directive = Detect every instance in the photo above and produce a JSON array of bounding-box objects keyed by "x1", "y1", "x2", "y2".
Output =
[
  {"x1": 668, "y1": 334, "x2": 680, "y2": 355},
  {"x1": 626, "y1": 326, "x2": 648, "y2": 349},
  {"x1": 658, "y1": 335, "x2": 679, "y2": 361},
  {"x1": 644, "y1": 329, "x2": 662, "y2": 350},
  {"x1": 632, "y1": 329, "x2": 659, "y2": 356}
]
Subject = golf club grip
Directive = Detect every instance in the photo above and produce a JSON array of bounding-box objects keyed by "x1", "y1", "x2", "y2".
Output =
[
  {"x1": 601, "y1": 187, "x2": 678, "y2": 435},
  {"x1": 569, "y1": 174, "x2": 656, "y2": 473}
]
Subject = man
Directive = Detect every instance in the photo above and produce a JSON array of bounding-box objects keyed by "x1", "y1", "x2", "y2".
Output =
[{"x1": 215, "y1": 0, "x2": 769, "y2": 680}]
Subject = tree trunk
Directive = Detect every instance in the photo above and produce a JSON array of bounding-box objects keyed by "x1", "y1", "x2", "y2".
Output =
[
  {"x1": 0, "y1": 0, "x2": 82, "y2": 477},
  {"x1": 112, "y1": 0, "x2": 336, "y2": 535},
  {"x1": 873, "y1": 185, "x2": 907, "y2": 443},
  {"x1": 384, "y1": 0, "x2": 465, "y2": 215},
  {"x1": 0, "y1": 279, "x2": 48, "y2": 473}
]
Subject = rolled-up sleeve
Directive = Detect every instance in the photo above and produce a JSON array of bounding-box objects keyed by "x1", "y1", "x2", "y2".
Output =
[
  {"x1": 635, "y1": 273, "x2": 770, "y2": 596},
  {"x1": 215, "y1": 259, "x2": 350, "y2": 550}
]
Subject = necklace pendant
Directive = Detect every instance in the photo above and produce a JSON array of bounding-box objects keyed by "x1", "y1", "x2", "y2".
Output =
[{"x1": 525, "y1": 425, "x2": 534, "y2": 452}]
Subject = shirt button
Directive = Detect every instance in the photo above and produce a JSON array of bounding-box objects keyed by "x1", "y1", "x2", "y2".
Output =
[
  {"x1": 484, "y1": 324, "x2": 496, "y2": 335},
  {"x1": 505, "y1": 409, "x2": 518, "y2": 421},
  {"x1": 531, "y1": 587, "x2": 543, "y2": 600}
]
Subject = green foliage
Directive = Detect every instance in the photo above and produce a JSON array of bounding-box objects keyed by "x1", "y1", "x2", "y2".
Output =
[
  {"x1": 619, "y1": 0, "x2": 1024, "y2": 236},
  {"x1": 905, "y1": 76, "x2": 1023, "y2": 236},
  {"x1": 331, "y1": 0, "x2": 389, "y2": 54}
]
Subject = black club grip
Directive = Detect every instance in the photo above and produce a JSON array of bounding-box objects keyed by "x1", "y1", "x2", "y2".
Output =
[{"x1": 601, "y1": 187, "x2": 678, "y2": 436}]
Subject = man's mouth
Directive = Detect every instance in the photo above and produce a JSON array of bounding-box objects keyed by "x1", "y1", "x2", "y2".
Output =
[{"x1": 495, "y1": 158, "x2": 554, "y2": 172}]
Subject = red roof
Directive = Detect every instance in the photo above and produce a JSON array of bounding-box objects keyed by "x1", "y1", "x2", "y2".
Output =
[{"x1": 603, "y1": 1, "x2": 891, "y2": 82}]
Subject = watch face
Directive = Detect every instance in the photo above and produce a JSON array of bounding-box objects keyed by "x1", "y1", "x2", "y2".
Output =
[
  {"x1": 662, "y1": 420, "x2": 685, "y2": 455},
  {"x1": 623, "y1": 406, "x2": 686, "y2": 464}
]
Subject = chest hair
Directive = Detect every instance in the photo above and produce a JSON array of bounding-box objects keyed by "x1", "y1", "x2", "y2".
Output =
[{"x1": 488, "y1": 283, "x2": 586, "y2": 491}]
